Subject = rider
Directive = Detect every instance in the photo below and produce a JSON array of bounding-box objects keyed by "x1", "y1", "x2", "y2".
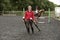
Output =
[
  {"x1": 34, "y1": 6, "x2": 40, "y2": 23},
  {"x1": 35, "y1": 6, "x2": 39, "y2": 17}
]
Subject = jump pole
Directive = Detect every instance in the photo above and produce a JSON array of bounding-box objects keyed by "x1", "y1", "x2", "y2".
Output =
[
  {"x1": 48, "y1": 8, "x2": 51, "y2": 23},
  {"x1": 23, "y1": 8, "x2": 25, "y2": 16}
]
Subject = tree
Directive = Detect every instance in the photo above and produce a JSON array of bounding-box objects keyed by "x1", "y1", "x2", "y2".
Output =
[
  {"x1": 0, "y1": 0, "x2": 4, "y2": 11},
  {"x1": 0, "y1": 0, "x2": 56, "y2": 11}
]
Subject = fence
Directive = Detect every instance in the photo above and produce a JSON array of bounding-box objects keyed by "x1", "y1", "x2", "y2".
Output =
[
  {"x1": 0, "y1": 11, "x2": 24, "y2": 16},
  {"x1": 0, "y1": 11, "x2": 55, "y2": 16}
]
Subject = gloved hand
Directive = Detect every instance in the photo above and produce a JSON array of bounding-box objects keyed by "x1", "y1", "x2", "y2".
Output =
[
  {"x1": 30, "y1": 18, "x2": 32, "y2": 20},
  {"x1": 22, "y1": 17, "x2": 25, "y2": 20}
]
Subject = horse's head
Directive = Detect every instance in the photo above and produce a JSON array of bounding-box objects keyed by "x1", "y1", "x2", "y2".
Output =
[
  {"x1": 39, "y1": 9, "x2": 44, "y2": 13},
  {"x1": 38, "y1": 9, "x2": 44, "y2": 17}
]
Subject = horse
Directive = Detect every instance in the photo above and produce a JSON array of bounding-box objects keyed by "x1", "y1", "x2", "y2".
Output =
[
  {"x1": 37, "y1": 9, "x2": 44, "y2": 17},
  {"x1": 34, "y1": 9, "x2": 45, "y2": 22}
]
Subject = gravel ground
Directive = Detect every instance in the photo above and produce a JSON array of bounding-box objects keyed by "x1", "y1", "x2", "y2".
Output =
[{"x1": 0, "y1": 16, "x2": 60, "y2": 40}]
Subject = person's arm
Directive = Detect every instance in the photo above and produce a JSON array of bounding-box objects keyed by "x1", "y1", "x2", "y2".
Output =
[
  {"x1": 23, "y1": 12, "x2": 25, "y2": 19},
  {"x1": 32, "y1": 12, "x2": 36, "y2": 21},
  {"x1": 23, "y1": 11, "x2": 26, "y2": 20},
  {"x1": 32, "y1": 12, "x2": 35, "y2": 20}
]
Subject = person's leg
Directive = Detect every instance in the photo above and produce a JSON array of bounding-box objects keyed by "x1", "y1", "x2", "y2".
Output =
[
  {"x1": 29, "y1": 20, "x2": 34, "y2": 34},
  {"x1": 25, "y1": 20, "x2": 30, "y2": 34}
]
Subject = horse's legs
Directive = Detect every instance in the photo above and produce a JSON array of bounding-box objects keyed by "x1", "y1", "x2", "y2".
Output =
[
  {"x1": 36, "y1": 16, "x2": 40, "y2": 23},
  {"x1": 35, "y1": 17, "x2": 38, "y2": 23}
]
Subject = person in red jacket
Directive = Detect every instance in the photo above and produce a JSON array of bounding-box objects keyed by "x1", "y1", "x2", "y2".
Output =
[
  {"x1": 23, "y1": 5, "x2": 35, "y2": 34},
  {"x1": 23, "y1": 5, "x2": 40, "y2": 34}
]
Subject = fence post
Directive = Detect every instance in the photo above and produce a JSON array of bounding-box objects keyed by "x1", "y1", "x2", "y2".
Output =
[
  {"x1": 48, "y1": 8, "x2": 51, "y2": 23},
  {"x1": 23, "y1": 8, "x2": 25, "y2": 16}
]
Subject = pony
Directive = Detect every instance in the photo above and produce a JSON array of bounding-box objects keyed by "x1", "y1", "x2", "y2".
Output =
[{"x1": 34, "y1": 9, "x2": 45, "y2": 22}]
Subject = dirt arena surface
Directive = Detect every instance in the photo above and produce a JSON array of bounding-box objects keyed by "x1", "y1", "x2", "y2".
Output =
[{"x1": 0, "y1": 16, "x2": 60, "y2": 40}]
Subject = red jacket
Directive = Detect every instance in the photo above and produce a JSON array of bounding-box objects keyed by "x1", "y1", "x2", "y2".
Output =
[{"x1": 24, "y1": 11, "x2": 35, "y2": 20}]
